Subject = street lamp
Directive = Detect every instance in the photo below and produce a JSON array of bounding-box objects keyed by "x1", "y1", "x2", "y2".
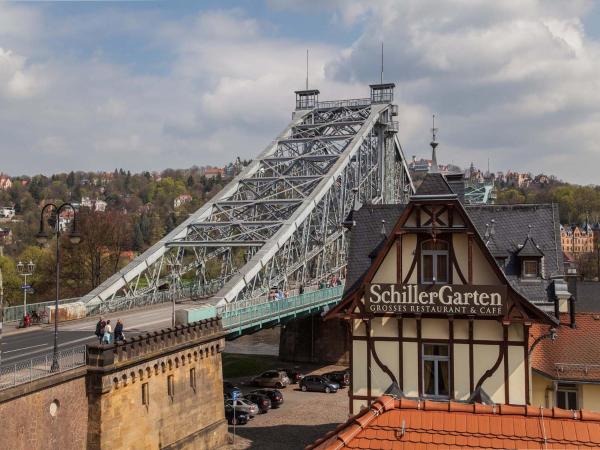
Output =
[
  {"x1": 16, "y1": 260, "x2": 35, "y2": 317},
  {"x1": 36, "y1": 203, "x2": 81, "y2": 372},
  {"x1": 167, "y1": 259, "x2": 182, "y2": 327}
]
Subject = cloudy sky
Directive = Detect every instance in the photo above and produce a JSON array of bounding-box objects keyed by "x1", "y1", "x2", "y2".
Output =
[{"x1": 1, "y1": 0, "x2": 599, "y2": 183}]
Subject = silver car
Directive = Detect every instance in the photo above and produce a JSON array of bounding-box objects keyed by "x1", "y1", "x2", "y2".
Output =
[
  {"x1": 224, "y1": 398, "x2": 259, "y2": 417},
  {"x1": 252, "y1": 370, "x2": 291, "y2": 388}
]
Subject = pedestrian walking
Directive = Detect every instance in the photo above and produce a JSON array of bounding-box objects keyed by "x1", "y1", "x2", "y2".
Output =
[
  {"x1": 95, "y1": 317, "x2": 106, "y2": 342},
  {"x1": 102, "y1": 319, "x2": 112, "y2": 344},
  {"x1": 114, "y1": 319, "x2": 124, "y2": 342}
]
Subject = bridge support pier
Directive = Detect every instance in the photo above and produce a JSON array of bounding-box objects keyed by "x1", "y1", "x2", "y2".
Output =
[{"x1": 279, "y1": 315, "x2": 350, "y2": 365}]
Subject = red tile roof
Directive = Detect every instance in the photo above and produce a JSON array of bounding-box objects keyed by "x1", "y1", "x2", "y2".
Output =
[
  {"x1": 531, "y1": 313, "x2": 600, "y2": 382},
  {"x1": 307, "y1": 396, "x2": 600, "y2": 449}
]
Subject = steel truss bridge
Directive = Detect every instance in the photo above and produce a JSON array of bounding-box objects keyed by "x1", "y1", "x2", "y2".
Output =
[{"x1": 81, "y1": 85, "x2": 413, "y2": 314}]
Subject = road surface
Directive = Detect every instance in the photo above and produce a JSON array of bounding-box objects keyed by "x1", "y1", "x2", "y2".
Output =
[{"x1": 1, "y1": 302, "x2": 193, "y2": 366}]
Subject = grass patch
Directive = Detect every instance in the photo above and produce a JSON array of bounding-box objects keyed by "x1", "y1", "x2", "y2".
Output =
[{"x1": 222, "y1": 353, "x2": 280, "y2": 379}]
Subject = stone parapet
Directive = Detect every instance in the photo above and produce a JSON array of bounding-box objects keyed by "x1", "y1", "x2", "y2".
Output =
[{"x1": 87, "y1": 317, "x2": 224, "y2": 371}]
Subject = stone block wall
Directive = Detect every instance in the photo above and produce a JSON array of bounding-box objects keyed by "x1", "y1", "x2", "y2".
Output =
[
  {"x1": 87, "y1": 320, "x2": 227, "y2": 449},
  {"x1": 0, "y1": 318, "x2": 228, "y2": 450},
  {"x1": 0, "y1": 369, "x2": 88, "y2": 450}
]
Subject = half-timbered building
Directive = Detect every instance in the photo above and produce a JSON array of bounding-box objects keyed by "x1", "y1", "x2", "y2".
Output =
[{"x1": 327, "y1": 169, "x2": 571, "y2": 414}]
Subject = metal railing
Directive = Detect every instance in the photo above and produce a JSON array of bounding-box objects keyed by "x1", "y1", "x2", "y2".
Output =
[
  {"x1": 3, "y1": 297, "x2": 80, "y2": 323},
  {"x1": 0, "y1": 345, "x2": 87, "y2": 390},
  {"x1": 316, "y1": 98, "x2": 371, "y2": 109},
  {"x1": 86, "y1": 280, "x2": 224, "y2": 315},
  {"x1": 219, "y1": 285, "x2": 344, "y2": 332},
  {"x1": 555, "y1": 363, "x2": 600, "y2": 376}
]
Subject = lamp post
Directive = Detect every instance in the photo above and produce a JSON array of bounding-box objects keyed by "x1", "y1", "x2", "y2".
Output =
[
  {"x1": 167, "y1": 260, "x2": 182, "y2": 327},
  {"x1": 36, "y1": 203, "x2": 81, "y2": 372},
  {"x1": 16, "y1": 260, "x2": 35, "y2": 317}
]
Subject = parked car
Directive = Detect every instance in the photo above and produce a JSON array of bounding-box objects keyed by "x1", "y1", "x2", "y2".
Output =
[
  {"x1": 252, "y1": 370, "x2": 291, "y2": 388},
  {"x1": 299, "y1": 375, "x2": 340, "y2": 393},
  {"x1": 244, "y1": 393, "x2": 272, "y2": 413},
  {"x1": 324, "y1": 370, "x2": 350, "y2": 388},
  {"x1": 225, "y1": 408, "x2": 250, "y2": 425},
  {"x1": 278, "y1": 367, "x2": 304, "y2": 384},
  {"x1": 223, "y1": 381, "x2": 242, "y2": 399},
  {"x1": 224, "y1": 398, "x2": 259, "y2": 417},
  {"x1": 250, "y1": 388, "x2": 284, "y2": 408}
]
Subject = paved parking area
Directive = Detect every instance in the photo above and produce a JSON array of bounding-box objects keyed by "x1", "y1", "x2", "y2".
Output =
[{"x1": 221, "y1": 365, "x2": 349, "y2": 449}]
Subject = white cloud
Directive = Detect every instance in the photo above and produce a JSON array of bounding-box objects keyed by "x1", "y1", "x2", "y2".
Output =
[
  {"x1": 0, "y1": 2, "x2": 599, "y2": 184},
  {"x1": 321, "y1": 0, "x2": 600, "y2": 182}
]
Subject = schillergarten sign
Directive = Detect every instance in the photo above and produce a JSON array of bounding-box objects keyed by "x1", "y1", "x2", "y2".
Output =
[{"x1": 366, "y1": 284, "x2": 507, "y2": 316}]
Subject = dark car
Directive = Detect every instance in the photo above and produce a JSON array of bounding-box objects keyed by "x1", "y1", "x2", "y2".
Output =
[
  {"x1": 324, "y1": 370, "x2": 350, "y2": 388},
  {"x1": 244, "y1": 393, "x2": 272, "y2": 413},
  {"x1": 278, "y1": 367, "x2": 304, "y2": 384},
  {"x1": 223, "y1": 381, "x2": 242, "y2": 399},
  {"x1": 250, "y1": 388, "x2": 284, "y2": 408},
  {"x1": 225, "y1": 408, "x2": 250, "y2": 425},
  {"x1": 299, "y1": 375, "x2": 339, "y2": 393}
]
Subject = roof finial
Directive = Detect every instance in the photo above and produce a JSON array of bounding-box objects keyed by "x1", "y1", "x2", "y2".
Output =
[
  {"x1": 527, "y1": 224, "x2": 532, "y2": 239},
  {"x1": 430, "y1": 114, "x2": 439, "y2": 173},
  {"x1": 381, "y1": 219, "x2": 387, "y2": 237},
  {"x1": 484, "y1": 223, "x2": 490, "y2": 240},
  {"x1": 490, "y1": 219, "x2": 496, "y2": 236}
]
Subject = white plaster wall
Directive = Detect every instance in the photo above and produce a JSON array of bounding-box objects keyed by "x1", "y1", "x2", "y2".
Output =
[
  {"x1": 372, "y1": 245, "x2": 397, "y2": 284},
  {"x1": 403, "y1": 342, "x2": 419, "y2": 397},
  {"x1": 508, "y1": 323, "x2": 524, "y2": 342},
  {"x1": 452, "y1": 234, "x2": 468, "y2": 284},
  {"x1": 472, "y1": 244, "x2": 500, "y2": 285},
  {"x1": 473, "y1": 320, "x2": 503, "y2": 341},
  {"x1": 454, "y1": 343, "x2": 471, "y2": 400},
  {"x1": 421, "y1": 318, "x2": 449, "y2": 340},
  {"x1": 508, "y1": 346, "x2": 526, "y2": 405},
  {"x1": 353, "y1": 319, "x2": 366, "y2": 336},
  {"x1": 401, "y1": 234, "x2": 417, "y2": 284},
  {"x1": 371, "y1": 341, "x2": 400, "y2": 397},
  {"x1": 352, "y1": 341, "x2": 368, "y2": 396},
  {"x1": 403, "y1": 318, "x2": 417, "y2": 338},
  {"x1": 473, "y1": 344, "x2": 504, "y2": 403},
  {"x1": 371, "y1": 316, "x2": 398, "y2": 338},
  {"x1": 454, "y1": 320, "x2": 469, "y2": 339}
]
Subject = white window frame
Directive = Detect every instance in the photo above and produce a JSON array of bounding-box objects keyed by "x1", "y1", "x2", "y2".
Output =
[
  {"x1": 422, "y1": 343, "x2": 450, "y2": 399},
  {"x1": 556, "y1": 383, "x2": 578, "y2": 410},
  {"x1": 421, "y1": 240, "x2": 449, "y2": 284}
]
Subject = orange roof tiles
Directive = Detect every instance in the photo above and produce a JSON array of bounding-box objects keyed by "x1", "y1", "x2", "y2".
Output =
[
  {"x1": 307, "y1": 396, "x2": 600, "y2": 450},
  {"x1": 531, "y1": 313, "x2": 600, "y2": 382}
]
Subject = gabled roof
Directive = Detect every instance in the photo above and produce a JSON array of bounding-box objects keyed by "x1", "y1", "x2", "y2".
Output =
[
  {"x1": 516, "y1": 236, "x2": 544, "y2": 258},
  {"x1": 531, "y1": 313, "x2": 600, "y2": 382},
  {"x1": 413, "y1": 172, "x2": 455, "y2": 197},
  {"x1": 331, "y1": 195, "x2": 558, "y2": 324},
  {"x1": 308, "y1": 395, "x2": 600, "y2": 449},
  {"x1": 343, "y1": 204, "x2": 406, "y2": 297}
]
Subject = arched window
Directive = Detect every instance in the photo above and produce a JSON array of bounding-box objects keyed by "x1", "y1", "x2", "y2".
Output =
[{"x1": 421, "y1": 239, "x2": 449, "y2": 284}]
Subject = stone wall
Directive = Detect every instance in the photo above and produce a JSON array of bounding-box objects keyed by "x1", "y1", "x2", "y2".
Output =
[
  {"x1": 0, "y1": 369, "x2": 88, "y2": 450},
  {"x1": 279, "y1": 315, "x2": 350, "y2": 364},
  {"x1": 0, "y1": 318, "x2": 228, "y2": 450},
  {"x1": 86, "y1": 319, "x2": 227, "y2": 449}
]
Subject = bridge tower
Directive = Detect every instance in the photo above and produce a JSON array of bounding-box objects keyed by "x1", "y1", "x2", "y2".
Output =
[{"x1": 80, "y1": 84, "x2": 413, "y2": 324}]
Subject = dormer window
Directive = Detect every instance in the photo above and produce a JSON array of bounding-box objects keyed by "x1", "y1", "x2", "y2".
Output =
[
  {"x1": 522, "y1": 259, "x2": 539, "y2": 278},
  {"x1": 421, "y1": 239, "x2": 449, "y2": 284}
]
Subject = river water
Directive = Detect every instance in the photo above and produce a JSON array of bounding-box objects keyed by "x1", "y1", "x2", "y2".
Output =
[{"x1": 223, "y1": 326, "x2": 280, "y2": 356}]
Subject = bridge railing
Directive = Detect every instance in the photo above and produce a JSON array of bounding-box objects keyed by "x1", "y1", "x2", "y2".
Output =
[
  {"x1": 316, "y1": 98, "x2": 371, "y2": 109},
  {"x1": 219, "y1": 285, "x2": 344, "y2": 332},
  {"x1": 3, "y1": 297, "x2": 81, "y2": 323},
  {"x1": 0, "y1": 345, "x2": 87, "y2": 390}
]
